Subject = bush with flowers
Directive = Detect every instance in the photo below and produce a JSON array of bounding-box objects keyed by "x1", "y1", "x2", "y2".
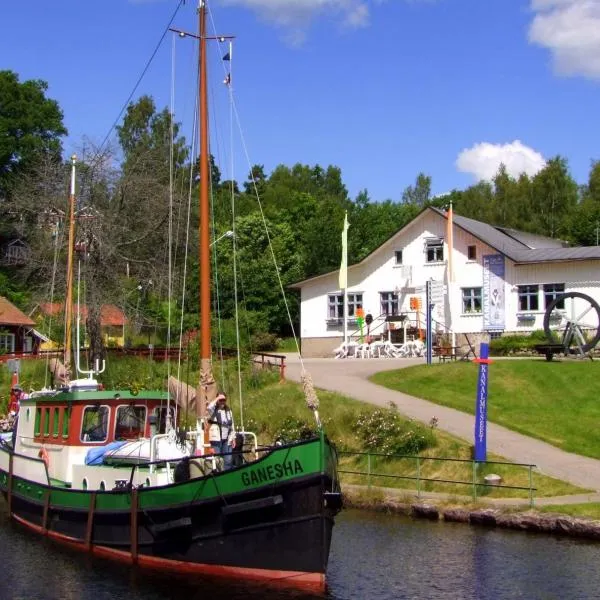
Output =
[{"x1": 353, "y1": 403, "x2": 436, "y2": 456}]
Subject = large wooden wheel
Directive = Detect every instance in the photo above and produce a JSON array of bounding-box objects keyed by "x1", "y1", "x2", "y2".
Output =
[{"x1": 543, "y1": 292, "x2": 600, "y2": 355}]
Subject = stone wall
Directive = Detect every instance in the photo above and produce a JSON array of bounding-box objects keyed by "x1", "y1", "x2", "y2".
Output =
[{"x1": 300, "y1": 337, "x2": 342, "y2": 358}]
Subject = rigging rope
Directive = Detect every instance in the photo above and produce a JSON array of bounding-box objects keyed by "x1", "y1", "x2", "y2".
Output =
[
  {"x1": 43, "y1": 217, "x2": 64, "y2": 388},
  {"x1": 207, "y1": 6, "x2": 317, "y2": 425},
  {"x1": 166, "y1": 31, "x2": 177, "y2": 430},
  {"x1": 93, "y1": 0, "x2": 186, "y2": 162}
]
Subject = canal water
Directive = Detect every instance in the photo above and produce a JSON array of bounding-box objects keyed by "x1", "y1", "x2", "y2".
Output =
[{"x1": 1, "y1": 506, "x2": 599, "y2": 600}]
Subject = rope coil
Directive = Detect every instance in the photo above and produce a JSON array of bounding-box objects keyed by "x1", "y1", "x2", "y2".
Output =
[{"x1": 301, "y1": 371, "x2": 321, "y2": 428}]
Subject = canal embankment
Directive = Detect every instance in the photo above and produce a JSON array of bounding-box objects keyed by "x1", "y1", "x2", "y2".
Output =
[{"x1": 343, "y1": 484, "x2": 600, "y2": 542}]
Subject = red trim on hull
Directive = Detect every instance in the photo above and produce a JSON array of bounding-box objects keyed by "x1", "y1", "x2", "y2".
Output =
[{"x1": 11, "y1": 513, "x2": 326, "y2": 592}]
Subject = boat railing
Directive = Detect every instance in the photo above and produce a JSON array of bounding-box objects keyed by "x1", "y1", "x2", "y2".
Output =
[
  {"x1": 0, "y1": 440, "x2": 50, "y2": 487},
  {"x1": 127, "y1": 433, "x2": 264, "y2": 486}
]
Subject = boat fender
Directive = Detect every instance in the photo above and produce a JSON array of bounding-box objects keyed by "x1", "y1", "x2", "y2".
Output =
[
  {"x1": 38, "y1": 447, "x2": 50, "y2": 469},
  {"x1": 174, "y1": 457, "x2": 191, "y2": 483}
]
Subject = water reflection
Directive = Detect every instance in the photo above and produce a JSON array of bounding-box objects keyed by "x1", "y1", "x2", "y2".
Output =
[{"x1": 1, "y1": 506, "x2": 600, "y2": 600}]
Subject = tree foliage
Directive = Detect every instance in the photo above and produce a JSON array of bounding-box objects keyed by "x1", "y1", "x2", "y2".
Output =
[{"x1": 0, "y1": 70, "x2": 67, "y2": 194}]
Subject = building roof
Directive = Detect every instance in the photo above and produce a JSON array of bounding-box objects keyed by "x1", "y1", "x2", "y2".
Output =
[
  {"x1": 436, "y1": 208, "x2": 600, "y2": 264},
  {"x1": 290, "y1": 207, "x2": 600, "y2": 288},
  {"x1": 0, "y1": 296, "x2": 35, "y2": 326},
  {"x1": 38, "y1": 303, "x2": 127, "y2": 326}
]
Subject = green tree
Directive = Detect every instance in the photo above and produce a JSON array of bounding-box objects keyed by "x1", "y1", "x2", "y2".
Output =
[
  {"x1": 116, "y1": 95, "x2": 188, "y2": 179},
  {"x1": 0, "y1": 70, "x2": 67, "y2": 194},
  {"x1": 530, "y1": 157, "x2": 578, "y2": 238},
  {"x1": 402, "y1": 172, "x2": 431, "y2": 206}
]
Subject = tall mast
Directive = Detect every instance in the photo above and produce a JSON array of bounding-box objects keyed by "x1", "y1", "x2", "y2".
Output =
[
  {"x1": 198, "y1": 0, "x2": 215, "y2": 414},
  {"x1": 64, "y1": 154, "x2": 77, "y2": 373}
]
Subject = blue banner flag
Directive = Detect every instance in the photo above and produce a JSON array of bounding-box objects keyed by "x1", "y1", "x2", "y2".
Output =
[{"x1": 474, "y1": 342, "x2": 490, "y2": 462}]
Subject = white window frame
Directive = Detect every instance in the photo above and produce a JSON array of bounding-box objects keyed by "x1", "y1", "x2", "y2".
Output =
[
  {"x1": 0, "y1": 333, "x2": 15, "y2": 353},
  {"x1": 518, "y1": 285, "x2": 539, "y2": 312},
  {"x1": 544, "y1": 283, "x2": 565, "y2": 310},
  {"x1": 80, "y1": 405, "x2": 111, "y2": 444},
  {"x1": 462, "y1": 287, "x2": 482, "y2": 314},
  {"x1": 425, "y1": 239, "x2": 444, "y2": 263},
  {"x1": 327, "y1": 293, "x2": 363, "y2": 320},
  {"x1": 380, "y1": 291, "x2": 399, "y2": 316},
  {"x1": 114, "y1": 404, "x2": 147, "y2": 440}
]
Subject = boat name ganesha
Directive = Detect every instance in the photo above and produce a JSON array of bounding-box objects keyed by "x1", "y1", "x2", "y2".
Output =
[{"x1": 240, "y1": 459, "x2": 304, "y2": 486}]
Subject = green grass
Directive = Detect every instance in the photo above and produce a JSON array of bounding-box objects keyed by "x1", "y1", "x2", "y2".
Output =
[
  {"x1": 275, "y1": 337, "x2": 299, "y2": 353},
  {"x1": 538, "y1": 503, "x2": 600, "y2": 519},
  {"x1": 370, "y1": 360, "x2": 600, "y2": 459}
]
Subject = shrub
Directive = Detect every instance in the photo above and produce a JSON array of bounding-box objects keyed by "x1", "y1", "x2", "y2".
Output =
[
  {"x1": 353, "y1": 404, "x2": 436, "y2": 456},
  {"x1": 274, "y1": 416, "x2": 316, "y2": 444},
  {"x1": 250, "y1": 331, "x2": 279, "y2": 352},
  {"x1": 489, "y1": 330, "x2": 551, "y2": 356}
]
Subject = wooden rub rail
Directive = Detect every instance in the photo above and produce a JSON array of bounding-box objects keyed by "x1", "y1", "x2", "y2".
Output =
[{"x1": 252, "y1": 352, "x2": 286, "y2": 382}]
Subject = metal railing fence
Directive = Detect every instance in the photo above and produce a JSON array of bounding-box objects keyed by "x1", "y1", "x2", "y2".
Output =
[{"x1": 339, "y1": 451, "x2": 537, "y2": 507}]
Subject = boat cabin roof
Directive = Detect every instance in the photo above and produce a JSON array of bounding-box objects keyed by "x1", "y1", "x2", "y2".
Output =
[{"x1": 21, "y1": 389, "x2": 169, "y2": 405}]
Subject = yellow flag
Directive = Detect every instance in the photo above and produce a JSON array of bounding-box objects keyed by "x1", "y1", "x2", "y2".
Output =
[{"x1": 339, "y1": 212, "x2": 349, "y2": 289}]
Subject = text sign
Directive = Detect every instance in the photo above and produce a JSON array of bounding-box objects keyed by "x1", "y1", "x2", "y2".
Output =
[{"x1": 474, "y1": 343, "x2": 489, "y2": 462}]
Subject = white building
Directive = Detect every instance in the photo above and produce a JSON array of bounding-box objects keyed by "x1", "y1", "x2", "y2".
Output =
[{"x1": 290, "y1": 207, "x2": 600, "y2": 357}]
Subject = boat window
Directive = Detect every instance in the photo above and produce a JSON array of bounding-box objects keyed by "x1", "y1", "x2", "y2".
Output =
[
  {"x1": 43, "y1": 408, "x2": 50, "y2": 437},
  {"x1": 53, "y1": 408, "x2": 60, "y2": 437},
  {"x1": 154, "y1": 407, "x2": 176, "y2": 434},
  {"x1": 34, "y1": 408, "x2": 41, "y2": 436},
  {"x1": 81, "y1": 406, "x2": 110, "y2": 443},
  {"x1": 115, "y1": 405, "x2": 147, "y2": 440},
  {"x1": 62, "y1": 406, "x2": 70, "y2": 439}
]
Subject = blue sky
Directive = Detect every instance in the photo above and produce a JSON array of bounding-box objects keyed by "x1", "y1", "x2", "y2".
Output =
[{"x1": 2, "y1": 0, "x2": 599, "y2": 201}]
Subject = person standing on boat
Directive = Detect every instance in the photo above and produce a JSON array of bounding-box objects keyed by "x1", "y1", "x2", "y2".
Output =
[{"x1": 207, "y1": 392, "x2": 235, "y2": 469}]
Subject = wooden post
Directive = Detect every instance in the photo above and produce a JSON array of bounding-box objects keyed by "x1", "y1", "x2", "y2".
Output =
[
  {"x1": 130, "y1": 487, "x2": 139, "y2": 563},
  {"x1": 279, "y1": 357, "x2": 286, "y2": 382},
  {"x1": 7, "y1": 453, "x2": 13, "y2": 516},
  {"x1": 42, "y1": 488, "x2": 51, "y2": 534},
  {"x1": 85, "y1": 491, "x2": 96, "y2": 550}
]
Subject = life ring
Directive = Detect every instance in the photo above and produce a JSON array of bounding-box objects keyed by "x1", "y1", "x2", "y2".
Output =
[{"x1": 38, "y1": 447, "x2": 49, "y2": 469}]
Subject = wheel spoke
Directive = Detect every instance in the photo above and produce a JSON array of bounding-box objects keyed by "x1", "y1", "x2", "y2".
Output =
[{"x1": 574, "y1": 304, "x2": 593, "y2": 324}]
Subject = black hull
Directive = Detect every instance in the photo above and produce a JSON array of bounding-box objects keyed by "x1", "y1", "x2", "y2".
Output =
[{"x1": 3, "y1": 472, "x2": 339, "y2": 589}]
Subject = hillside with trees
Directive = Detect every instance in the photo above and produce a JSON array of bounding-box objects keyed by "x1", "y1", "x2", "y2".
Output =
[{"x1": 2, "y1": 71, "x2": 600, "y2": 351}]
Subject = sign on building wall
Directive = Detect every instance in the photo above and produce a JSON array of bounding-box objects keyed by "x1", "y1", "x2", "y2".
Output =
[{"x1": 482, "y1": 254, "x2": 505, "y2": 330}]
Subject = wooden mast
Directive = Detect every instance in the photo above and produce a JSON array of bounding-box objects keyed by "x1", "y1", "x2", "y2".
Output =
[
  {"x1": 197, "y1": 0, "x2": 215, "y2": 416},
  {"x1": 64, "y1": 154, "x2": 77, "y2": 374}
]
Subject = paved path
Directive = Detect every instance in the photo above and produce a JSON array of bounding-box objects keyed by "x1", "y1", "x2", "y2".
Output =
[{"x1": 284, "y1": 354, "x2": 600, "y2": 492}]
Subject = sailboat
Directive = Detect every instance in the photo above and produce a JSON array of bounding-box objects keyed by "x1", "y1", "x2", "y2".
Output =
[{"x1": 0, "y1": 1, "x2": 342, "y2": 590}]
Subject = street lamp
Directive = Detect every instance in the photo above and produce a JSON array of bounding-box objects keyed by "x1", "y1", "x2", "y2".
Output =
[{"x1": 211, "y1": 230, "x2": 234, "y2": 246}]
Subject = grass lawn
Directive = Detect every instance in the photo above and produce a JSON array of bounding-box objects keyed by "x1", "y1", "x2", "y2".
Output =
[
  {"x1": 275, "y1": 337, "x2": 299, "y2": 353},
  {"x1": 539, "y1": 503, "x2": 600, "y2": 519},
  {"x1": 370, "y1": 360, "x2": 600, "y2": 460}
]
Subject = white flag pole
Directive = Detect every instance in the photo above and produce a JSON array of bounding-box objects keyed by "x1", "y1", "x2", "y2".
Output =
[{"x1": 339, "y1": 212, "x2": 349, "y2": 344}]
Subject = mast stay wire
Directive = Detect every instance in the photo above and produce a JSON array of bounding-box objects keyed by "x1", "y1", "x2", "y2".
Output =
[
  {"x1": 208, "y1": 45, "x2": 230, "y2": 394},
  {"x1": 91, "y1": 0, "x2": 186, "y2": 164},
  {"x1": 166, "y1": 31, "x2": 177, "y2": 430},
  {"x1": 175, "y1": 51, "x2": 199, "y2": 419},
  {"x1": 207, "y1": 7, "x2": 305, "y2": 376},
  {"x1": 206, "y1": 6, "x2": 247, "y2": 428}
]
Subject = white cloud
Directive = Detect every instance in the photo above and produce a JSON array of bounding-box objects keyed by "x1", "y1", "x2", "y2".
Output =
[
  {"x1": 456, "y1": 141, "x2": 546, "y2": 181},
  {"x1": 529, "y1": 0, "x2": 600, "y2": 80}
]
